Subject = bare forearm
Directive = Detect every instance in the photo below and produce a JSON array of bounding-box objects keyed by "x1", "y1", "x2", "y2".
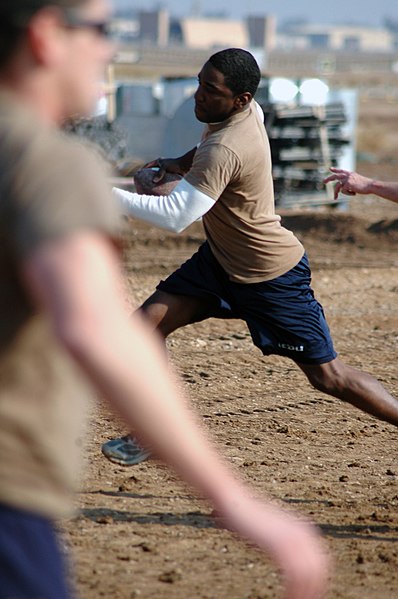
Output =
[
  {"x1": 366, "y1": 179, "x2": 398, "y2": 203},
  {"x1": 175, "y1": 146, "x2": 197, "y2": 173},
  {"x1": 146, "y1": 148, "x2": 197, "y2": 177}
]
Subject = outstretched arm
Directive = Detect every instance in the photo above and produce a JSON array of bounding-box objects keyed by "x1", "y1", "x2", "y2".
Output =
[
  {"x1": 113, "y1": 178, "x2": 215, "y2": 233},
  {"x1": 22, "y1": 231, "x2": 329, "y2": 599},
  {"x1": 324, "y1": 167, "x2": 398, "y2": 203}
]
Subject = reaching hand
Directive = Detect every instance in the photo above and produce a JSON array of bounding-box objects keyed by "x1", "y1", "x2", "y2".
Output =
[
  {"x1": 216, "y1": 494, "x2": 330, "y2": 599},
  {"x1": 323, "y1": 167, "x2": 373, "y2": 200}
]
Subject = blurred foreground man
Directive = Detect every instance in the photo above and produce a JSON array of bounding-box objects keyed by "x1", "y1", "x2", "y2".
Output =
[{"x1": 0, "y1": 1, "x2": 329, "y2": 598}]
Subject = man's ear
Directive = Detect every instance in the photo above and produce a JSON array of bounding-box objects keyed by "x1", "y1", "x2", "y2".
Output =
[
  {"x1": 27, "y1": 7, "x2": 66, "y2": 66},
  {"x1": 234, "y1": 92, "x2": 252, "y2": 110}
]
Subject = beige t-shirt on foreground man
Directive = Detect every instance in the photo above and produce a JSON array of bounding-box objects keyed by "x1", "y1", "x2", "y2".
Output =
[{"x1": 0, "y1": 94, "x2": 121, "y2": 518}]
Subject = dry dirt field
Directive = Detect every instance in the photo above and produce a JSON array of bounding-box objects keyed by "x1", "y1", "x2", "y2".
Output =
[{"x1": 62, "y1": 100, "x2": 398, "y2": 599}]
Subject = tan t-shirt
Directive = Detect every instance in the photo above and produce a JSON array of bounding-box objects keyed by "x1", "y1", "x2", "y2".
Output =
[
  {"x1": 0, "y1": 93, "x2": 121, "y2": 519},
  {"x1": 185, "y1": 102, "x2": 304, "y2": 283}
]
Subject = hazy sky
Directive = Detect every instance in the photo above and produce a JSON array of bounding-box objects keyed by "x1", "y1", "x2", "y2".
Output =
[{"x1": 114, "y1": 0, "x2": 397, "y2": 27}]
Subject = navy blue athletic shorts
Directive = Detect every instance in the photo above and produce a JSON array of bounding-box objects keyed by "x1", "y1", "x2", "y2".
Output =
[
  {"x1": 0, "y1": 504, "x2": 73, "y2": 599},
  {"x1": 157, "y1": 242, "x2": 337, "y2": 365}
]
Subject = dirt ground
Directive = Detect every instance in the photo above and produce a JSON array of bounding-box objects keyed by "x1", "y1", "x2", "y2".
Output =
[{"x1": 62, "y1": 101, "x2": 398, "y2": 599}]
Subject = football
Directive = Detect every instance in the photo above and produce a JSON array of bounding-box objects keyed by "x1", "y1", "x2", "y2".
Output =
[{"x1": 134, "y1": 167, "x2": 182, "y2": 196}]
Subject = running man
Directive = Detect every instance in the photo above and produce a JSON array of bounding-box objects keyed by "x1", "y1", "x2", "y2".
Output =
[{"x1": 105, "y1": 48, "x2": 398, "y2": 467}]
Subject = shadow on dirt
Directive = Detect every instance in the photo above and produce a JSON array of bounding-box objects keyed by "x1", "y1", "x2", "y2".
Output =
[
  {"x1": 79, "y1": 507, "x2": 216, "y2": 529},
  {"x1": 78, "y1": 506, "x2": 398, "y2": 542}
]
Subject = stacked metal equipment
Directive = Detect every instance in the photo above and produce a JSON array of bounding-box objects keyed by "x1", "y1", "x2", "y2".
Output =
[{"x1": 260, "y1": 101, "x2": 350, "y2": 208}]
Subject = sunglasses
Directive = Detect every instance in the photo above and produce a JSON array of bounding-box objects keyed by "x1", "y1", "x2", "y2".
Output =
[{"x1": 63, "y1": 12, "x2": 112, "y2": 38}]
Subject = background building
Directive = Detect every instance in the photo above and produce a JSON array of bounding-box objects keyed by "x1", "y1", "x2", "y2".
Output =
[{"x1": 278, "y1": 23, "x2": 397, "y2": 52}]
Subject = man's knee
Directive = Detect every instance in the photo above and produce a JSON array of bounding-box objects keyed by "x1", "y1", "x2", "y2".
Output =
[
  {"x1": 301, "y1": 359, "x2": 350, "y2": 395},
  {"x1": 139, "y1": 290, "x2": 205, "y2": 337},
  {"x1": 139, "y1": 293, "x2": 173, "y2": 336}
]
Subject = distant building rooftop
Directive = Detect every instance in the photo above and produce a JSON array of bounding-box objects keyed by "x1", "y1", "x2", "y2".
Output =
[{"x1": 179, "y1": 17, "x2": 247, "y2": 49}]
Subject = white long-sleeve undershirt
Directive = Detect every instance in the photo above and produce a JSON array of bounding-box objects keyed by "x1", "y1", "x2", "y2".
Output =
[{"x1": 113, "y1": 177, "x2": 215, "y2": 233}]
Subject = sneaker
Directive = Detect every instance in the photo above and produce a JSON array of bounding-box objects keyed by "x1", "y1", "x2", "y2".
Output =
[{"x1": 101, "y1": 435, "x2": 152, "y2": 466}]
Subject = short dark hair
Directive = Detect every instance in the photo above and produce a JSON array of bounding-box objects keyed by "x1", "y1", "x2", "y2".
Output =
[
  {"x1": 0, "y1": 0, "x2": 85, "y2": 67},
  {"x1": 208, "y1": 48, "x2": 261, "y2": 97}
]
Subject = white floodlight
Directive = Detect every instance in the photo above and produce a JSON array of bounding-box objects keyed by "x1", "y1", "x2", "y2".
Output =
[
  {"x1": 153, "y1": 81, "x2": 164, "y2": 100},
  {"x1": 299, "y1": 78, "x2": 329, "y2": 105},
  {"x1": 94, "y1": 95, "x2": 107, "y2": 116},
  {"x1": 269, "y1": 78, "x2": 299, "y2": 103}
]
